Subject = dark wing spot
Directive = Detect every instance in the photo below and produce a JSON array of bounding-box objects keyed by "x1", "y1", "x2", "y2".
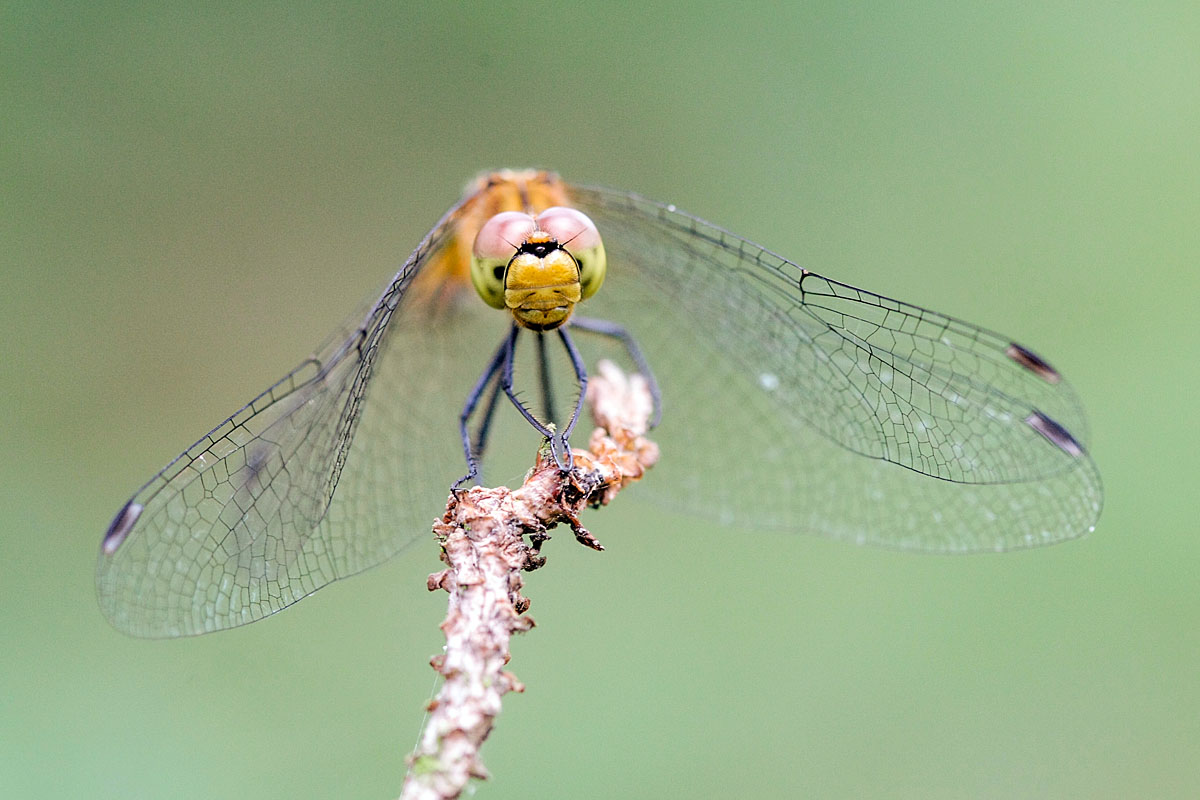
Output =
[
  {"x1": 243, "y1": 444, "x2": 270, "y2": 489},
  {"x1": 1007, "y1": 343, "x2": 1061, "y2": 384},
  {"x1": 102, "y1": 500, "x2": 144, "y2": 555},
  {"x1": 1025, "y1": 410, "x2": 1084, "y2": 457}
]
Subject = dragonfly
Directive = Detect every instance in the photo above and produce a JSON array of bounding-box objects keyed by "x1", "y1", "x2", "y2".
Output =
[{"x1": 97, "y1": 169, "x2": 1103, "y2": 638}]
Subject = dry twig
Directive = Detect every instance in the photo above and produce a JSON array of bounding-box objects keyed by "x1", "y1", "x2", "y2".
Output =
[{"x1": 399, "y1": 361, "x2": 658, "y2": 800}]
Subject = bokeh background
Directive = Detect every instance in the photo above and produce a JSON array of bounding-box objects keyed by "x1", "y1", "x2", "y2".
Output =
[{"x1": 4, "y1": 2, "x2": 1197, "y2": 798}]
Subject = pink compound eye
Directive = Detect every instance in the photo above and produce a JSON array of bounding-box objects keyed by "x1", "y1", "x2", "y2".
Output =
[
  {"x1": 473, "y1": 211, "x2": 538, "y2": 260},
  {"x1": 536, "y1": 207, "x2": 602, "y2": 251}
]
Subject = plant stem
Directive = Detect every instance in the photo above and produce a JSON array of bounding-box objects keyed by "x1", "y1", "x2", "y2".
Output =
[{"x1": 399, "y1": 362, "x2": 658, "y2": 799}]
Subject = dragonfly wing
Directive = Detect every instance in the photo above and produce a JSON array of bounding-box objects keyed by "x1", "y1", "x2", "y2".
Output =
[
  {"x1": 570, "y1": 185, "x2": 1102, "y2": 552},
  {"x1": 98, "y1": 174, "x2": 1106, "y2": 639},
  {"x1": 95, "y1": 200, "x2": 496, "y2": 637}
]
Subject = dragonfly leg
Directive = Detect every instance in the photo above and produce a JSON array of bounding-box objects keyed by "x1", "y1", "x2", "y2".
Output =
[
  {"x1": 552, "y1": 326, "x2": 589, "y2": 471},
  {"x1": 499, "y1": 326, "x2": 558, "y2": 440},
  {"x1": 568, "y1": 316, "x2": 662, "y2": 427},
  {"x1": 460, "y1": 322, "x2": 603, "y2": 484},
  {"x1": 470, "y1": 369, "x2": 503, "y2": 466},
  {"x1": 535, "y1": 331, "x2": 557, "y2": 425},
  {"x1": 455, "y1": 331, "x2": 510, "y2": 490}
]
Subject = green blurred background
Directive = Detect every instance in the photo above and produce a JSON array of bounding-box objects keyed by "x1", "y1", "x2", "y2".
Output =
[{"x1": 3, "y1": 1, "x2": 1197, "y2": 797}]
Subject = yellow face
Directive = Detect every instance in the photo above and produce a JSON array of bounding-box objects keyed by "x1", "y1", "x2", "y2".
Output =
[{"x1": 470, "y1": 206, "x2": 607, "y2": 331}]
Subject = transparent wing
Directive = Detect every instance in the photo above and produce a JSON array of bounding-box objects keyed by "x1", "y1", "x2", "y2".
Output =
[
  {"x1": 99, "y1": 178, "x2": 1105, "y2": 638},
  {"x1": 96, "y1": 198, "x2": 509, "y2": 637},
  {"x1": 568, "y1": 185, "x2": 1102, "y2": 552}
]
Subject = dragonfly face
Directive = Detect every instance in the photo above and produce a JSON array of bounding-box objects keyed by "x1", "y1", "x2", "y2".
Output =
[
  {"x1": 97, "y1": 168, "x2": 1102, "y2": 638},
  {"x1": 469, "y1": 206, "x2": 608, "y2": 331}
]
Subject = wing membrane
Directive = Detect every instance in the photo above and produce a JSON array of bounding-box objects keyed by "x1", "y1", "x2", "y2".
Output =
[
  {"x1": 96, "y1": 201, "x2": 478, "y2": 637},
  {"x1": 569, "y1": 185, "x2": 1102, "y2": 551}
]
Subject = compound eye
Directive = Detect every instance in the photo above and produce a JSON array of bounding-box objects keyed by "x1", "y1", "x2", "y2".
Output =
[
  {"x1": 537, "y1": 207, "x2": 606, "y2": 300},
  {"x1": 471, "y1": 212, "x2": 537, "y2": 309}
]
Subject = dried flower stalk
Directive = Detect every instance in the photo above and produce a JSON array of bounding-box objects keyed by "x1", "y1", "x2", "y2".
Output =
[{"x1": 399, "y1": 361, "x2": 658, "y2": 800}]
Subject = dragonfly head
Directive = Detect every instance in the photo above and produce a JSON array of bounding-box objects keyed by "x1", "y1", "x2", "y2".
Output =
[{"x1": 471, "y1": 207, "x2": 607, "y2": 331}]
